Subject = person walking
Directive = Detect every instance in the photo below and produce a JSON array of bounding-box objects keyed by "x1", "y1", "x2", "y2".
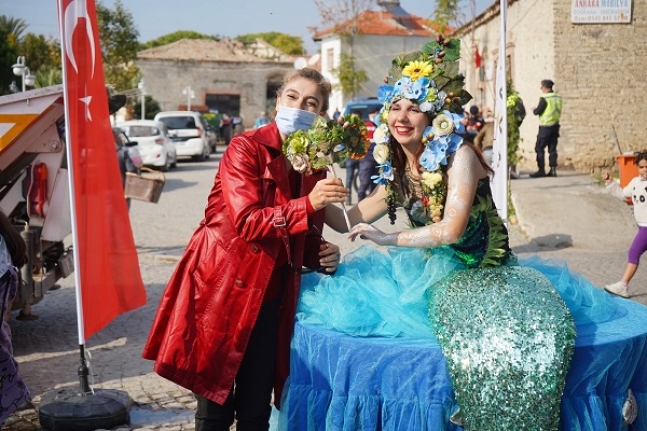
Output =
[
  {"x1": 356, "y1": 108, "x2": 379, "y2": 201},
  {"x1": 0, "y1": 211, "x2": 30, "y2": 425},
  {"x1": 253, "y1": 111, "x2": 271, "y2": 129},
  {"x1": 473, "y1": 107, "x2": 494, "y2": 165},
  {"x1": 142, "y1": 68, "x2": 348, "y2": 431},
  {"x1": 603, "y1": 152, "x2": 647, "y2": 297},
  {"x1": 530, "y1": 79, "x2": 563, "y2": 178}
]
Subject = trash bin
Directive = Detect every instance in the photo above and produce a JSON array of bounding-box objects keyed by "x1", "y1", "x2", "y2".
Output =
[
  {"x1": 617, "y1": 153, "x2": 638, "y2": 188},
  {"x1": 617, "y1": 153, "x2": 638, "y2": 205}
]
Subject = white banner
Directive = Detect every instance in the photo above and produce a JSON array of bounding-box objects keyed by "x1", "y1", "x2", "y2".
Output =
[{"x1": 491, "y1": 0, "x2": 508, "y2": 223}]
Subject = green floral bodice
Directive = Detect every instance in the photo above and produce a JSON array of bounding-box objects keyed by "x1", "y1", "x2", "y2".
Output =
[{"x1": 404, "y1": 178, "x2": 513, "y2": 268}]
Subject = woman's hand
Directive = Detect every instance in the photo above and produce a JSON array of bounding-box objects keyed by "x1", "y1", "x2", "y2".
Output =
[
  {"x1": 349, "y1": 223, "x2": 398, "y2": 246},
  {"x1": 318, "y1": 241, "x2": 341, "y2": 273},
  {"x1": 308, "y1": 178, "x2": 349, "y2": 211}
]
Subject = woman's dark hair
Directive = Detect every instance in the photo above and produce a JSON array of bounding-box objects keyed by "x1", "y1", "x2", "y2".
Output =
[
  {"x1": 637, "y1": 151, "x2": 647, "y2": 164},
  {"x1": 0, "y1": 211, "x2": 27, "y2": 268},
  {"x1": 277, "y1": 68, "x2": 332, "y2": 114}
]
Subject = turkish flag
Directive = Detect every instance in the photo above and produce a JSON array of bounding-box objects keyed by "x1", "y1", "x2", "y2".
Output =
[
  {"x1": 474, "y1": 46, "x2": 482, "y2": 69},
  {"x1": 57, "y1": 0, "x2": 146, "y2": 340}
]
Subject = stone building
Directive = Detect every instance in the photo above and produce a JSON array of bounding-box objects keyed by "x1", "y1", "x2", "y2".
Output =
[
  {"x1": 136, "y1": 38, "x2": 295, "y2": 130},
  {"x1": 455, "y1": 0, "x2": 646, "y2": 173},
  {"x1": 314, "y1": 0, "x2": 440, "y2": 116}
]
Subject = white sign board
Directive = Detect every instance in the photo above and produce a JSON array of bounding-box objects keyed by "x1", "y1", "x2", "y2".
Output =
[{"x1": 572, "y1": 0, "x2": 632, "y2": 23}]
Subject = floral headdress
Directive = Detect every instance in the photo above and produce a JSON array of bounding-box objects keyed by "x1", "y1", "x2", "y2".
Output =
[
  {"x1": 282, "y1": 115, "x2": 370, "y2": 176},
  {"x1": 371, "y1": 35, "x2": 472, "y2": 225}
]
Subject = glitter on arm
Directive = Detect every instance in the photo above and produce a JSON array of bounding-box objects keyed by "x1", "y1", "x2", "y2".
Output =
[{"x1": 394, "y1": 146, "x2": 485, "y2": 248}]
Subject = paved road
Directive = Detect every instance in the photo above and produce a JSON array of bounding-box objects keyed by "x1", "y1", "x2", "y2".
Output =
[{"x1": 4, "y1": 154, "x2": 646, "y2": 430}]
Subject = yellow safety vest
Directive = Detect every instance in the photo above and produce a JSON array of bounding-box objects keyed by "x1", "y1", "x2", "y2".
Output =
[{"x1": 539, "y1": 92, "x2": 563, "y2": 126}]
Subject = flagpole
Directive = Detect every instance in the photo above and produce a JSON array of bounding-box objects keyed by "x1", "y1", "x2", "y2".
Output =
[
  {"x1": 57, "y1": 0, "x2": 90, "y2": 394},
  {"x1": 39, "y1": 1, "x2": 132, "y2": 429},
  {"x1": 492, "y1": 0, "x2": 509, "y2": 225}
]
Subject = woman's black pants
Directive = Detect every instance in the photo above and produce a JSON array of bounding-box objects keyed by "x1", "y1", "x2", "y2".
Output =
[{"x1": 194, "y1": 297, "x2": 280, "y2": 431}]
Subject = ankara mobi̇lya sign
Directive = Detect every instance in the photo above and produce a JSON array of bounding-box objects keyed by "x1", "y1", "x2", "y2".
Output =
[{"x1": 571, "y1": 0, "x2": 632, "y2": 23}]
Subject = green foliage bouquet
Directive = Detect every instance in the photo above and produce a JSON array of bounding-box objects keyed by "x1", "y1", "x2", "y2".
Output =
[{"x1": 282, "y1": 115, "x2": 370, "y2": 175}]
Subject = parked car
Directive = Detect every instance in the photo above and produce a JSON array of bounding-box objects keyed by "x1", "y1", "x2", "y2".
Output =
[
  {"x1": 116, "y1": 120, "x2": 177, "y2": 171},
  {"x1": 112, "y1": 127, "x2": 143, "y2": 170},
  {"x1": 342, "y1": 98, "x2": 383, "y2": 122},
  {"x1": 154, "y1": 111, "x2": 211, "y2": 161}
]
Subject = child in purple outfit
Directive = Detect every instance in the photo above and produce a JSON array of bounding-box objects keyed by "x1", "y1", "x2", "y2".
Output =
[
  {"x1": 604, "y1": 151, "x2": 647, "y2": 297},
  {"x1": 0, "y1": 211, "x2": 30, "y2": 424}
]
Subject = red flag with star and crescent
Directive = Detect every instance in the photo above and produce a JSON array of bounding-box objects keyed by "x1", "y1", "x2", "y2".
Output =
[{"x1": 57, "y1": 0, "x2": 146, "y2": 340}]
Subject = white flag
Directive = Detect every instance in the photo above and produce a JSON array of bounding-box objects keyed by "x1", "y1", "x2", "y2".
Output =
[{"x1": 491, "y1": 0, "x2": 509, "y2": 222}]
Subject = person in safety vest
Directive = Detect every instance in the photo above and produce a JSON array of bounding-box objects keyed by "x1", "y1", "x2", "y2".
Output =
[{"x1": 530, "y1": 79, "x2": 563, "y2": 178}]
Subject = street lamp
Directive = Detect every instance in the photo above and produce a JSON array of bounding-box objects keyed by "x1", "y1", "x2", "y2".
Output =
[
  {"x1": 138, "y1": 78, "x2": 146, "y2": 120},
  {"x1": 12, "y1": 56, "x2": 36, "y2": 92},
  {"x1": 182, "y1": 86, "x2": 195, "y2": 111}
]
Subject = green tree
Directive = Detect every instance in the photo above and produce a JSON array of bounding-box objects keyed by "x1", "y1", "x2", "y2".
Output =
[
  {"x1": 19, "y1": 33, "x2": 60, "y2": 75},
  {"x1": 0, "y1": 26, "x2": 18, "y2": 94},
  {"x1": 0, "y1": 15, "x2": 28, "y2": 47},
  {"x1": 142, "y1": 31, "x2": 218, "y2": 49},
  {"x1": 430, "y1": 0, "x2": 462, "y2": 35},
  {"x1": 237, "y1": 32, "x2": 305, "y2": 56},
  {"x1": 332, "y1": 53, "x2": 367, "y2": 98},
  {"x1": 33, "y1": 64, "x2": 62, "y2": 88},
  {"x1": 96, "y1": 0, "x2": 140, "y2": 91},
  {"x1": 132, "y1": 95, "x2": 161, "y2": 120}
]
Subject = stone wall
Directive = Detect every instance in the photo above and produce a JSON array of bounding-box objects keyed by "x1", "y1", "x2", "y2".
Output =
[
  {"x1": 457, "y1": 0, "x2": 647, "y2": 173},
  {"x1": 137, "y1": 59, "x2": 292, "y2": 130}
]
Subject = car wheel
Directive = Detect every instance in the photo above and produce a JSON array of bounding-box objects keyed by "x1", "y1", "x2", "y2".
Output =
[{"x1": 159, "y1": 158, "x2": 169, "y2": 172}]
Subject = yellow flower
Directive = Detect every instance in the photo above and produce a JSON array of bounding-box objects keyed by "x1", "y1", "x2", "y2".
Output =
[
  {"x1": 402, "y1": 60, "x2": 433, "y2": 82},
  {"x1": 422, "y1": 171, "x2": 443, "y2": 189}
]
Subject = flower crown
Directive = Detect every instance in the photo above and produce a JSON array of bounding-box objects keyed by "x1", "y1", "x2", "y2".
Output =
[
  {"x1": 282, "y1": 115, "x2": 369, "y2": 175},
  {"x1": 371, "y1": 35, "x2": 472, "y2": 225}
]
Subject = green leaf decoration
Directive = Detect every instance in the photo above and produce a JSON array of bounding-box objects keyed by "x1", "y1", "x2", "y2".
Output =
[{"x1": 282, "y1": 114, "x2": 370, "y2": 174}]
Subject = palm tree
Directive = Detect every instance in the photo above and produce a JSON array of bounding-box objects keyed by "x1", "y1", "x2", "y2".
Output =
[{"x1": 0, "y1": 15, "x2": 28, "y2": 46}]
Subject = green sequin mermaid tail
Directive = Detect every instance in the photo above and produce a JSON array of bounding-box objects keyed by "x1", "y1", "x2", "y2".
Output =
[{"x1": 430, "y1": 266, "x2": 576, "y2": 431}]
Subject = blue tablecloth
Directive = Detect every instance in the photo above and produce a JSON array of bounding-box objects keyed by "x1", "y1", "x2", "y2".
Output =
[{"x1": 280, "y1": 298, "x2": 647, "y2": 431}]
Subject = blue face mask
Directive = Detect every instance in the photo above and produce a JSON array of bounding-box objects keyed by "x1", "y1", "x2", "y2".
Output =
[{"x1": 275, "y1": 106, "x2": 318, "y2": 136}]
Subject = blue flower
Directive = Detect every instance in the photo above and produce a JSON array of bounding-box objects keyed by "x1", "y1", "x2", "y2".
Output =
[
  {"x1": 372, "y1": 161, "x2": 394, "y2": 185},
  {"x1": 421, "y1": 126, "x2": 434, "y2": 143},
  {"x1": 377, "y1": 85, "x2": 394, "y2": 104},
  {"x1": 442, "y1": 110, "x2": 466, "y2": 135}
]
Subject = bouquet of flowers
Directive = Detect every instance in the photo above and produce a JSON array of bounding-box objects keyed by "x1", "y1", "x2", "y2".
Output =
[
  {"x1": 282, "y1": 115, "x2": 370, "y2": 175},
  {"x1": 282, "y1": 114, "x2": 370, "y2": 231}
]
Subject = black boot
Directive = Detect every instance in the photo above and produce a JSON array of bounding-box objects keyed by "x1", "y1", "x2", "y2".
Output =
[
  {"x1": 548, "y1": 167, "x2": 557, "y2": 177},
  {"x1": 529, "y1": 169, "x2": 546, "y2": 178}
]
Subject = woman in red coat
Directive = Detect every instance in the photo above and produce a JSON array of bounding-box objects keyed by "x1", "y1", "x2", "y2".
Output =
[{"x1": 142, "y1": 68, "x2": 349, "y2": 431}]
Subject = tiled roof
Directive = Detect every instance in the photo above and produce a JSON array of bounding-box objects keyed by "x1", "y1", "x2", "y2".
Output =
[
  {"x1": 137, "y1": 38, "x2": 291, "y2": 64},
  {"x1": 313, "y1": 10, "x2": 441, "y2": 40}
]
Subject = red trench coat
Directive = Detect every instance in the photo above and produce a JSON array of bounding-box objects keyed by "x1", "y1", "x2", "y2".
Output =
[{"x1": 142, "y1": 123, "x2": 327, "y2": 406}]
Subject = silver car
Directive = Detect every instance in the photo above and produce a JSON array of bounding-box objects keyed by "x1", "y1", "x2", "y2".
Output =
[{"x1": 117, "y1": 120, "x2": 178, "y2": 171}]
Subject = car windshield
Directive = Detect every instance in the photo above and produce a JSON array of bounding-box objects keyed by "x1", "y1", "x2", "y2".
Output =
[
  {"x1": 343, "y1": 102, "x2": 382, "y2": 122},
  {"x1": 123, "y1": 125, "x2": 160, "y2": 137},
  {"x1": 158, "y1": 116, "x2": 196, "y2": 130}
]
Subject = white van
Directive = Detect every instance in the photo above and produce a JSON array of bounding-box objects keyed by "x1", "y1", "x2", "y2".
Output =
[{"x1": 154, "y1": 111, "x2": 211, "y2": 161}]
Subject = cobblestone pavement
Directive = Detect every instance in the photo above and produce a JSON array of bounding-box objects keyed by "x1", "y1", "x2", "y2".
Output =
[{"x1": 4, "y1": 155, "x2": 645, "y2": 430}]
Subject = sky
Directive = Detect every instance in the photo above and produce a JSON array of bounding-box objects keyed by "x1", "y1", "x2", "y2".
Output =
[{"x1": 3, "y1": 0, "x2": 492, "y2": 55}]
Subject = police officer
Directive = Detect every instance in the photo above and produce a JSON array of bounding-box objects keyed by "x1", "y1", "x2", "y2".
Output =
[{"x1": 530, "y1": 79, "x2": 563, "y2": 178}]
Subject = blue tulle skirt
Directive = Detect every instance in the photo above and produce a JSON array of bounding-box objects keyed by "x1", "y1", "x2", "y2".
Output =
[
  {"x1": 283, "y1": 245, "x2": 647, "y2": 430},
  {"x1": 297, "y1": 245, "x2": 616, "y2": 338}
]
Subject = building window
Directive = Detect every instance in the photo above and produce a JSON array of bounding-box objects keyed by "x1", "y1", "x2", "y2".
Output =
[{"x1": 326, "y1": 48, "x2": 335, "y2": 72}]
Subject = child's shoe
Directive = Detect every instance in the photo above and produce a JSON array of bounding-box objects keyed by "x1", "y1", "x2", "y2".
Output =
[{"x1": 604, "y1": 280, "x2": 629, "y2": 298}]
